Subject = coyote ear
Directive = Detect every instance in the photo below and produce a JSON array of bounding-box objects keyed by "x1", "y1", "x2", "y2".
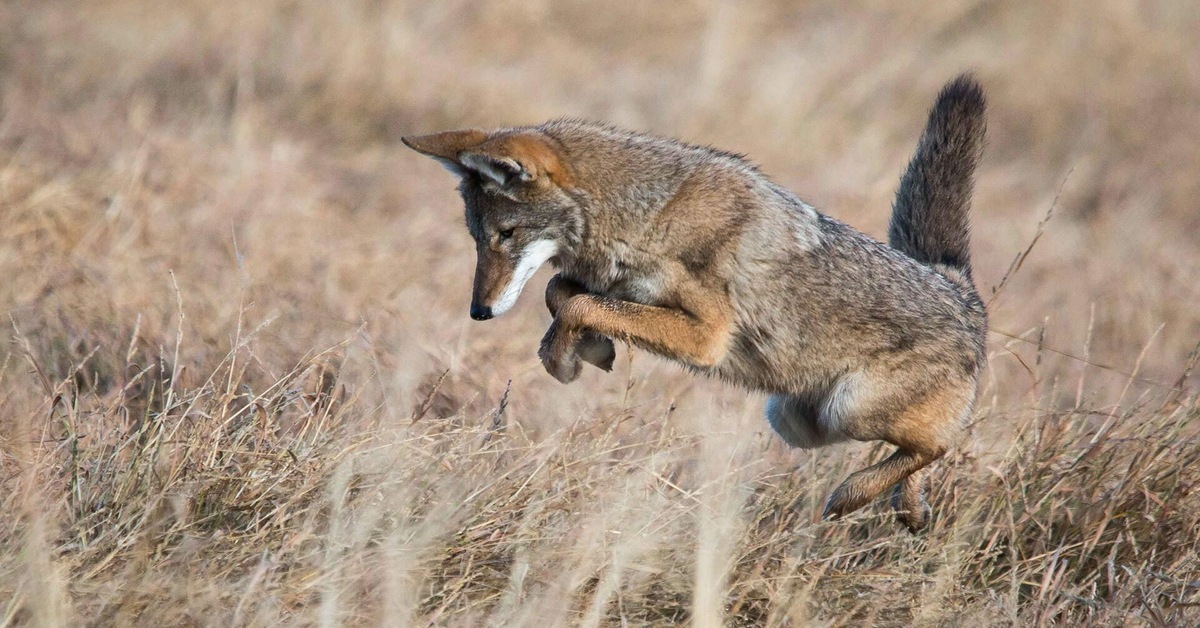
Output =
[
  {"x1": 459, "y1": 152, "x2": 531, "y2": 187},
  {"x1": 401, "y1": 129, "x2": 489, "y2": 177},
  {"x1": 403, "y1": 129, "x2": 569, "y2": 188},
  {"x1": 463, "y1": 133, "x2": 570, "y2": 188}
]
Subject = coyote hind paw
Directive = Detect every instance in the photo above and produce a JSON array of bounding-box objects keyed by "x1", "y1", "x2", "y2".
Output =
[
  {"x1": 890, "y1": 484, "x2": 931, "y2": 533},
  {"x1": 821, "y1": 484, "x2": 869, "y2": 522}
]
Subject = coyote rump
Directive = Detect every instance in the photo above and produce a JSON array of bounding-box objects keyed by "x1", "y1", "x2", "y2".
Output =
[{"x1": 403, "y1": 75, "x2": 987, "y2": 530}]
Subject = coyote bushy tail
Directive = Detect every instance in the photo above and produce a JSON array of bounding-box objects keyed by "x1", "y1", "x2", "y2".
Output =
[{"x1": 888, "y1": 74, "x2": 986, "y2": 285}]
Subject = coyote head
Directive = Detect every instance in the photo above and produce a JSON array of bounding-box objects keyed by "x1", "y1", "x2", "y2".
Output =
[{"x1": 403, "y1": 129, "x2": 584, "y2": 320}]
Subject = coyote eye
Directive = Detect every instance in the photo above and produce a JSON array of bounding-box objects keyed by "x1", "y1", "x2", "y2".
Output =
[{"x1": 498, "y1": 228, "x2": 515, "y2": 241}]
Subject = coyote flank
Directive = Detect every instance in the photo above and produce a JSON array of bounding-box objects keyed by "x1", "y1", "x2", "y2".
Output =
[{"x1": 403, "y1": 75, "x2": 988, "y2": 530}]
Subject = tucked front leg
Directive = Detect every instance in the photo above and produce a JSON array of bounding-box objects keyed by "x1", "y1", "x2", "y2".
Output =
[
  {"x1": 545, "y1": 274, "x2": 587, "y2": 314},
  {"x1": 539, "y1": 293, "x2": 732, "y2": 383},
  {"x1": 545, "y1": 274, "x2": 616, "y2": 372}
]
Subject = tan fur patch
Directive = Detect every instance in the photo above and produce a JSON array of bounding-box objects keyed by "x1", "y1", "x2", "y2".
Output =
[
  {"x1": 475, "y1": 133, "x2": 574, "y2": 188},
  {"x1": 401, "y1": 129, "x2": 488, "y2": 161}
]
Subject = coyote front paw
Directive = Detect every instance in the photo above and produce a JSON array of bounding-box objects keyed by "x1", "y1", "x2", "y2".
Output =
[
  {"x1": 539, "y1": 321, "x2": 583, "y2": 384},
  {"x1": 576, "y1": 331, "x2": 616, "y2": 372},
  {"x1": 539, "y1": 341, "x2": 582, "y2": 384}
]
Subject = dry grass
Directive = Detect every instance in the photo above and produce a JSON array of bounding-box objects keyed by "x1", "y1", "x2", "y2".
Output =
[{"x1": 2, "y1": 1, "x2": 1199, "y2": 625}]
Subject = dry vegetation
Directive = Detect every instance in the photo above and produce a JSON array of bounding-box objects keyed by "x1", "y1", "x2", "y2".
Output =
[{"x1": 2, "y1": 1, "x2": 1199, "y2": 625}]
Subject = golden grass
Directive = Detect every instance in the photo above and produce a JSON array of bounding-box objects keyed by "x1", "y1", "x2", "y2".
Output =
[{"x1": 2, "y1": 1, "x2": 1199, "y2": 625}]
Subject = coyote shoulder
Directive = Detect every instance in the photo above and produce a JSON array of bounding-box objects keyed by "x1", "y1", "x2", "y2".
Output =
[{"x1": 403, "y1": 75, "x2": 988, "y2": 530}]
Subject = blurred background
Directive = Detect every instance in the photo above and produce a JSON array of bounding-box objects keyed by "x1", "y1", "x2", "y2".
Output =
[{"x1": 2, "y1": 1, "x2": 1199, "y2": 624}]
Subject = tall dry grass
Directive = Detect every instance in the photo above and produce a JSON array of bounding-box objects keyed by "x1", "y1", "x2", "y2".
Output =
[{"x1": 1, "y1": 1, "x2": 1198, "y2": 625}]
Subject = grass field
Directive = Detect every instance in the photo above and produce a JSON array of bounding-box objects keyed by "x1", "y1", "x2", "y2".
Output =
[{"x1": 2, "y1": 1, "x2": 1199, "y2": 625}]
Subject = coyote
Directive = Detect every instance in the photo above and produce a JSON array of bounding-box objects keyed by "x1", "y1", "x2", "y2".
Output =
[{"x1": 403, "y1": 75, "x2": 987, "y2": 530}]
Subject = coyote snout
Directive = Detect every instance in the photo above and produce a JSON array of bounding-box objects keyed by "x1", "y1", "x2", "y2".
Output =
[
  {"x1": 404, "y1": 75, "x2": 989, "y2": 531},
  {"x1": 470, "y1": 238, "x2": 559, "y2": 320}
]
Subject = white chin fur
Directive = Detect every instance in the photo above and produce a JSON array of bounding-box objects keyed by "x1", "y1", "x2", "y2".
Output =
[{"x1": 490, "y1": 239, "x2": 559, "y2": 316}]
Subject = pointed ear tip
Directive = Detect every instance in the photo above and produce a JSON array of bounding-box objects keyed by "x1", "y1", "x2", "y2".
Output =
[{"x1": 401, "y1": 129, "x2": 490, "y2": 156}]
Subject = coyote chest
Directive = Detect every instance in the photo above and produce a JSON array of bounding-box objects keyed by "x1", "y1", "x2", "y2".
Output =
[{"x1": 562, "y1": 245, "x2": 666, "y2": 306}]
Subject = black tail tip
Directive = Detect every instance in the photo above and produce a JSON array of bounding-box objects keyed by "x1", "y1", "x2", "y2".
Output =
[{"x1": 936, "y1": 73, "x2": 986, "y2": 113}]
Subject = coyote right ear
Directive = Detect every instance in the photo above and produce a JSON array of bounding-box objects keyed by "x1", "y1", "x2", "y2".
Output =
[{"x1": 401, "y1": 129, "x2": 489, "y2": 176}]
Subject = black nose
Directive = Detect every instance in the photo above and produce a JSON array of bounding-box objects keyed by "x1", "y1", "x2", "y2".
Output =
[{"x1": 470, "y1": 304, "x2": 493, "y2": 321}]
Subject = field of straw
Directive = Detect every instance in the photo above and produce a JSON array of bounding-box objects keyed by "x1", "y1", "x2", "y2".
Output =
[{"x1": 2, "y1": 1, "x2": 1199, "y2": 625}]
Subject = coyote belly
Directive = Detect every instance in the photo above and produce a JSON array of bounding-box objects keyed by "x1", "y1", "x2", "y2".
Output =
[{"x1": 403, "y1": 75, "x2": 988, "y2": 531}]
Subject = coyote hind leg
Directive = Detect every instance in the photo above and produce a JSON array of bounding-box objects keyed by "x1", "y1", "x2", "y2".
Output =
[
  {"x1": 891, "y1": 467, "x2": 931, "y2": 532},
  {"x1": 818, "y1": 373, "x2": 973, "y2": 530},
  {"x1": 821, "y1": 447, "x2": 943, "y2": 525}
]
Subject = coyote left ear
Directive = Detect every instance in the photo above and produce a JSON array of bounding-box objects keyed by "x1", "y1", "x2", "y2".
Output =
[
  {"x1": 459, "y1": 152, "x2": 530, "y2": 187},
  {"x1": 462, "y1": 133, "x2": 571, "y2": 188},
  {"x1": 403, "y1": 129, "x2": 569, "y2": 188}
]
